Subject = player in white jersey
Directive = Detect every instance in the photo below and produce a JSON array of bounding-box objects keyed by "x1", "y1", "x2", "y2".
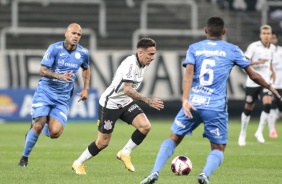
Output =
[
  {"x1": 268, "y1": 31, "x2": 282, "y2": 138},
  {"x1": 72, "y1": 38, "x2": 164, "y2": 175},
  {"x1": 238, "y1": 25, "x2": 276, "y2": 146}
]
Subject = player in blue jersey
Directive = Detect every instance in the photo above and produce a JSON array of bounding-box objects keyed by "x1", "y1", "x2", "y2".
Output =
[
  {"x1": 140, "y1": 17, "x2": 282, "y2": 184},
  {"x1": 18, "y1": 23, "x2": 91, "y2": 167}
]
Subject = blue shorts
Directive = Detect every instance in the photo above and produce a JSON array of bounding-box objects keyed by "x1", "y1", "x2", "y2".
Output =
[
  {"x1": 171, "y1": 108, "x2": 228, "y2": 144},
  {"x1": 31, "y1": 87, "x2": 69, "y2": 127}
]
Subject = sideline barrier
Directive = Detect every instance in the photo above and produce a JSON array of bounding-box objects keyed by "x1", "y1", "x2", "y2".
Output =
[{"x1": 0, "y1": 88, "x2": 99, "y2": 122}]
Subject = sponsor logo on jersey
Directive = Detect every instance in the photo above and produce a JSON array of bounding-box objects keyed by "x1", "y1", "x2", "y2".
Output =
[
  {"x1": 195, "y1": 50, "x2": 226, "y2": 57},
  {"x1": 103, "y1": 120, "x2": 113, "y2": 130},
  {"x1": 64, "y1": 62, "x2": 78, "y2": 68},
  {"x1": 190, "y1": 95, "x2": 210, "y2": 106},
  {"x1": 43, "y1": 51, "x2": 50, "y2": 60},
  {"x1": 126, "y1": 64, "x2": 133, "y2": 78},
  {"x1": 207, "y1": 42, "x2": 217, "y2": 46},
  {"x1": 75, "y1": 52, "x2": 81, "y2": 59}
]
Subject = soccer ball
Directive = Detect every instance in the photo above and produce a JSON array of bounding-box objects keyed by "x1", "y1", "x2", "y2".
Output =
[{"x1": 171, "y1": 155, "x2": 192, "y2": 175}]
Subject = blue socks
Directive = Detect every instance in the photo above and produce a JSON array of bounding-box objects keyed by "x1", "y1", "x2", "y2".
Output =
[
  {"x1": 151, "y1": 139, "x2": 176, "y2": 174},
  {"x1": 42, "y1": 123, "x2": 50, "y2": 137},
  {"x1": 203, "y1": 150, "x2": 224, "y2": 177},
  {"x1": 22, "y1": 129, "x2": 39, "y2": 157}
]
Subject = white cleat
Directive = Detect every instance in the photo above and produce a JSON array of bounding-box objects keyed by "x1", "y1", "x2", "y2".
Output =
[
  {"x1": 238, "y1": 132, "x2": 246, "y2": 146},
  {"x1": 254, "y1": 132, "x2": 265, "y2": 143}
]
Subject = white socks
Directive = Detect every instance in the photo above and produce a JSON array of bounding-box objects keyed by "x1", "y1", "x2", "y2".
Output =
[
  {"x1": 240, "y1": 112, "x2": 250, "y2": 134},
  {"x1": 268, "y1": 109, "x2": 277, "y2": 133},
  {"x1": 256, "y1": 111, "x2": 268, "y2": 134},
  {"x1": 75, "y1": 148, "x2": 93, "y2": 165},
  {"x1": 121, "y1": 139, "x2": 137, "y2": 156}
]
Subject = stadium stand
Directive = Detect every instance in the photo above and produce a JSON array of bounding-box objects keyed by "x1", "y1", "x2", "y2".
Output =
[{"x1": 0, "y1": 0, "x2": 281, "y2": 51}]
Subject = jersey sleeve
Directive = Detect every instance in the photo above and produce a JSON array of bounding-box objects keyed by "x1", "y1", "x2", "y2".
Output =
[
  {"x1": 122, "y1": 60, "x2": 136, "y2": 82},
  {"x1": 244, "y1": 43, "x2": 254, "y2": 60},
  {"x1": 182, "y1": 46, "x2": 195, "y2": 67},
  {"x1": 234, "y1": 46, "x2": 250, "y2": 68},
  {"x1": 81, "y1": 49, "x2": 90, "y2": 70},
  {"x1": 41, "y1": 45, "x2": 56, "y2": 67}
]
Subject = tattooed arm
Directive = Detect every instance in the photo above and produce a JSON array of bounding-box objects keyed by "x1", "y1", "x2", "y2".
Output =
[
  {"x1": 123, "y1": 81, "x2": 164, "y2": 110},
  {"x1": 40, "y1": 65, "x2": 73, "y2": 82}
]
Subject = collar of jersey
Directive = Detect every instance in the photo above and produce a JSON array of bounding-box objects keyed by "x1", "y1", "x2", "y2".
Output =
[{"x1": 135, "y1": 53, "x2": 145, "y2": 68}]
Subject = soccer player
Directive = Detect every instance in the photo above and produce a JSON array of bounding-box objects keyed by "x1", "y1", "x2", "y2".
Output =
[
  {"x1": 140, "y1": 17, "x2": 281, "y2": 184},
  {"x1": 18, "y1": 23, "x2": 91, "y2": 167},
  {"x1": 71, "y1": 38, "x2": 164, "y2": 175},
  {"x1": 238, "y1": 25, "x2": 276, "y2": 146},
  {"x1": 268, "y1": 31, "x2": 282, "y2": 138}
]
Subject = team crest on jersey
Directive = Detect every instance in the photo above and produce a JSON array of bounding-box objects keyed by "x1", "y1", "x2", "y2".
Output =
[
  {"x1": 103, "y1": 120, "x2": 113, "y2": 130},
  {"x1": 58, "y1": 59, "x2": 64, "y2": 66},
  {"x1": 75, "y1": 52, "x2": 81, "y2": 59},
  {"x1": 246, "y1": 95, "x2": 253, "y2": 103}
]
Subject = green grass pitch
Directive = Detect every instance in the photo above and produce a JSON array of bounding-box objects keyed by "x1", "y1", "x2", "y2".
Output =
[{"x1": 0, "y1": 120, "x2": 282, "y2": 184}]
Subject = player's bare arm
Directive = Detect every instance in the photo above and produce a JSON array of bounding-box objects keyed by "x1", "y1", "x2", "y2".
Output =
[
  {"x1": 270, "y1": 61, "x2": 276, "y2": 83},
  {"x1": 78, "y1": 66, "x2": 91, "y2": 102},
  {"x1": 182, "y1": 64, "x2": 196, "y2": 118},
  {"x1": 123, "y1": 81, "x2": 164, "y2": 110},
  {"x1": 245, "y1": 66, "x2": 281, "y2": 99},
  {"x1": 250, "y1": 59, "x2": 267, "y2": 65},
  {"x1": 40, "y1": 66, "x2": 74, "y2": 82}
]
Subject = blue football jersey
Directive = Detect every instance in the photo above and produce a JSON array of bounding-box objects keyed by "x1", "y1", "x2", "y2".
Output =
[
  {"x1": 182, "y1": 39, "x2": 250, "y2": 111},
  {"x1": 38, "y1": 41, "x2": 89, "y2": 100}
]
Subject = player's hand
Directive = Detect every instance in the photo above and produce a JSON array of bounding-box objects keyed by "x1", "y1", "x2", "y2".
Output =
[
  {"x1": 148, "y1": 98, "x2": 164, "y2": 110},
  {"x1": 258, "y1": 59, "x2": 267, "y2": 64},
  {"x1": 182, "y1": 99, "x2": 197, "y2": 118},
  {"x1": 60, "y1": 71, "x2": 74, "y2": 82},
  {"x1": 77, "y1": 89, "x2": 89, "y2": 102}
]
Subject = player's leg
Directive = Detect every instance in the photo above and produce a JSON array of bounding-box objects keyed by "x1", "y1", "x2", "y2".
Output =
[
  {"x1": 72, "y1": 105, "x2": 119, "y2": 174},
  {"x1": 18, "y1": 116, "x2": 47, "y2": 167},
  {"x1": 72, "y1": 131, "x2": 112, "y2": 174},
  {"x1": 255, "y1": 89, "x2": 272, "y2": 143},
  {"x1": 268, "y1": 95, "x2": 278, "y2": 138},
  {"x1": 117, "y1": 103, "x2": 148, "y2": 172},
  {"x1": 140, "y1": 108, "x2": 200, "y2": 184},
  {"x1": 140, "y1": 132, "x2": 183, "y2": 184},
  {"x1": 47, "y1": 104, "x2": 68, "y2": 138},
  {"x1": 238, "y1": 87, "x2": 258, "y2": 146},
  {"x1": 198, "y1": 110, "x2": 227, "y2": 184}
]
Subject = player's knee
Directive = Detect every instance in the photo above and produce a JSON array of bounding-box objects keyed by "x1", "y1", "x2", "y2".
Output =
[
  {"x1": 143, "y1": 123, "x2": 151, "y2": 133},
  {"x1": 263, "y1": 103, "x2": 272, "y2": 113},
  {"x1": 243, "y1": 109, "x2": 252, "y2": 116},
  {"x1": 96, "y1": 139, "x2": 109, "y2": 149},
  {"x1": 49, "y1": 127, "x2": 63, "y2": 139},
  {"x1": 32, "y1": 117, "x2": 46, "y2": 133}
]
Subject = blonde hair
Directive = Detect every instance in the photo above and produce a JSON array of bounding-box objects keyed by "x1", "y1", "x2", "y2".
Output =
[{"x1": 260, "y1": 25, "x2": 272, "y2": 31}]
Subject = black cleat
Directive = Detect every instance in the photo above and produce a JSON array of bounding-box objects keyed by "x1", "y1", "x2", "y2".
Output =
[{"x1": 18, "y1": 156, "x2": 28, "y2": 167}]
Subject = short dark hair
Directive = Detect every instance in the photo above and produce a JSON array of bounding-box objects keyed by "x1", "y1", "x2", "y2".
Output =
[
  {"x1": 137, "y1": 38, "x2": 156, "y2": 49},
  {"x1": 206, "y1": 17, "x2": 225, "y2": 37}
]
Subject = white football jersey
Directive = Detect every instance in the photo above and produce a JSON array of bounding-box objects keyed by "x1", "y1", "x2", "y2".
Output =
[
  {"x1": 245, "y1": 41, "x2": 275, "y2": 87},
  {"x1": 272, "y1": 45, "x2": 282, "y2": 89},
  {"x1": 99, "y1": 54, "x2": 146, "y2": 109}
]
